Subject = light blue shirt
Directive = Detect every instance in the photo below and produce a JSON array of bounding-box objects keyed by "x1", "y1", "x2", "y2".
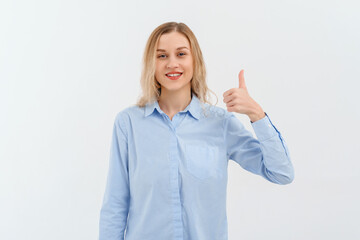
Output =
[{"x1": 99, "y1": 92, "x2": 294, "y2": 240}]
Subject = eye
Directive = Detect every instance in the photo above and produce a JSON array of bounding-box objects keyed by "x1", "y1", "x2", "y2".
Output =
[{"x1": 157, "y1": 52, "x2": 187, "y2": 59}]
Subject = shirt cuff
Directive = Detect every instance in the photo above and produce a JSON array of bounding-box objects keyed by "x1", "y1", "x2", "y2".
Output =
[{"x1": 250, "y1": 112, "x2": 278, "y2": 141}]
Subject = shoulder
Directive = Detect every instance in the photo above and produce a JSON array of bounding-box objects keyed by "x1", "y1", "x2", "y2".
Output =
[
  {"x1": 201, "y1": 103, "x2": 245, "y2": 132},
  {"x1": 111, "y1": 105, "x2": 145, "y2": 138},
  {"x1": 201, "y1": 103, "x2": 233, "y2": 120},
  {"x1": 113, "y1": 104, "x2": 144, "y2": 127}
]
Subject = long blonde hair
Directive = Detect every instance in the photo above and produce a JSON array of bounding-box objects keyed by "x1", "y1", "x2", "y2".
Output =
[{"x1": 135, "y1": 22, "x2": 218, "y2": 109}]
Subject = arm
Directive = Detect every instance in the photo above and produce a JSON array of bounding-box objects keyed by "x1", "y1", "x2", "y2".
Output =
[
  {"x1": 224, "y1": 112, "x2": 294, "y2": 185},
  {"x1": 99, "y1": 113, "x2": 130, "y2": 240}
]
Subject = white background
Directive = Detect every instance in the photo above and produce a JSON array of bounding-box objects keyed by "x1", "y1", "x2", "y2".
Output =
[{"x1": 1, "y1": 0, "x2": 359, "y2": 239}]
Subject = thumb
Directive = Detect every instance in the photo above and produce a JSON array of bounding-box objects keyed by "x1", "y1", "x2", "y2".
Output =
[{"x1": 238, "y1": 69, "x2": 247, "y2": 90}]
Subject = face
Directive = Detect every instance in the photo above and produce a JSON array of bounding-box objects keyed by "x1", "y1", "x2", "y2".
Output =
[{"x1": 155, "y1": 31, "x2": 193, "y2": 94}]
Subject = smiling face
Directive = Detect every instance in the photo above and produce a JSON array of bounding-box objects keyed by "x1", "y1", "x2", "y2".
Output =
[{"x1": 155, "y1": 31, "x2": 193, "y2": 95}]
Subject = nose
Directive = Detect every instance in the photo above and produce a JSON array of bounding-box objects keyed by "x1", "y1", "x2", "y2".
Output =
[{"x1": 166, "y1": 55, "x2": 179, "y2": 69}]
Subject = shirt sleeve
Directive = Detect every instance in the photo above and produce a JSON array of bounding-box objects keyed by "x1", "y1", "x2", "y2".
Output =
[
  {"x1": 224, "y1": 112, "x2": 294, "y2": 184},
  {"x1": 99, "y1": 113, "x2": 130, "y2": 240}
]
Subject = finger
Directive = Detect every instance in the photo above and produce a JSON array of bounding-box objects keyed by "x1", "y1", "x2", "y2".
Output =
[
  {"x1": 223, "y1": 88, "x2": 236, "y2": 98},
  {"x1": 238, "y1": 69, "x2": 247, "y2": 90},
  {"x1": 223, "y1": 92, "x2": 237, "y2": 103}
]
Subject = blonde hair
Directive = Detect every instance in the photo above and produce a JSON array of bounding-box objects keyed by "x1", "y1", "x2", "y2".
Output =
[{"x1": 135, "y1": 21, "x2": 218, "y2": 111}]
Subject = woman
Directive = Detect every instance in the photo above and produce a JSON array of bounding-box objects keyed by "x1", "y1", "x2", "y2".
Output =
[{"x1": 99, "y1": 22, "x2": 294, "y2": 240}]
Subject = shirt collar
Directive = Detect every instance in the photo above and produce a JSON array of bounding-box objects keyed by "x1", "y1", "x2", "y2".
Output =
[{"x1": 144, "y1": 92, "x2": 201, "y2": 120}]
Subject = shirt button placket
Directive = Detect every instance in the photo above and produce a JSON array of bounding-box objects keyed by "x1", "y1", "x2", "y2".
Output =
[{"x1": 168, "y1": 114, "x2": 184, "y2": 240}]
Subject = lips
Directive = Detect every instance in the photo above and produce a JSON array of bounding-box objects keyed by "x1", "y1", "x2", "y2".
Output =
[
  {"x1": 165, "y1": 72, "x2": 183, "y2": 76},
  {"x1": 166, "y1": 73, "x2": 182, "y2": 80}
]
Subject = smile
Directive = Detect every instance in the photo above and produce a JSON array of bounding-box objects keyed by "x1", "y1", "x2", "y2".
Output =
[{"x1": 166, "y1": 73, "x2": 182, "y2": 80}]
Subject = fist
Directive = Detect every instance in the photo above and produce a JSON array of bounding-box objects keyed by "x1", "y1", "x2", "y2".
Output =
[{"x1": 223, "y1": 69, "x2": 265, "y2": 122}]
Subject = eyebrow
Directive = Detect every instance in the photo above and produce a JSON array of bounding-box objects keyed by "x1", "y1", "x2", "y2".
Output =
[{"x1": 156, "y1": 47, "x2": 189, "y2": 52}]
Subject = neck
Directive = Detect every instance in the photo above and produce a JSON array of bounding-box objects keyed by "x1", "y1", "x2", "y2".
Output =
[{"x1": 157, "y1": 88, "x2": 192, "y2": 114}]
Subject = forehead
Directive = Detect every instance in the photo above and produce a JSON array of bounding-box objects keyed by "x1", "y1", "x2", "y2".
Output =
[{"x1": 157, "y1": 32, "x2": 190, "y2": 50}]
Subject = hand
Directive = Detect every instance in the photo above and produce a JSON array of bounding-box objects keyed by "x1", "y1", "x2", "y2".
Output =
[{"x1": 223, "y1": 69, "x2": 266, "y2": 122}]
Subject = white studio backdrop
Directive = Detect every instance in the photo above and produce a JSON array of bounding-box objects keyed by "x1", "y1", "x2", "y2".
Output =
[{"x1": 1, "y1": 0, "x2": 359, "y2": 239}]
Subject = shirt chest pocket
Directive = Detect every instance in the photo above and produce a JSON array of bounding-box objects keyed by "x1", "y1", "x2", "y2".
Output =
[{"x1": 184, "y1": 144, "x2": 220, "y2": 180}]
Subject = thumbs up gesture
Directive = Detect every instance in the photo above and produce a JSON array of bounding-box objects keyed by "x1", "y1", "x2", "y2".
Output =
[{"x1": 223, "y1": 69, "x2": 266, "y2": 122}]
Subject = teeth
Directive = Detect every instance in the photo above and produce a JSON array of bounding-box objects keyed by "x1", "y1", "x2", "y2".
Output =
[{"x1": 167, "y1": 73, "x2": 181, "y2": 77}]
